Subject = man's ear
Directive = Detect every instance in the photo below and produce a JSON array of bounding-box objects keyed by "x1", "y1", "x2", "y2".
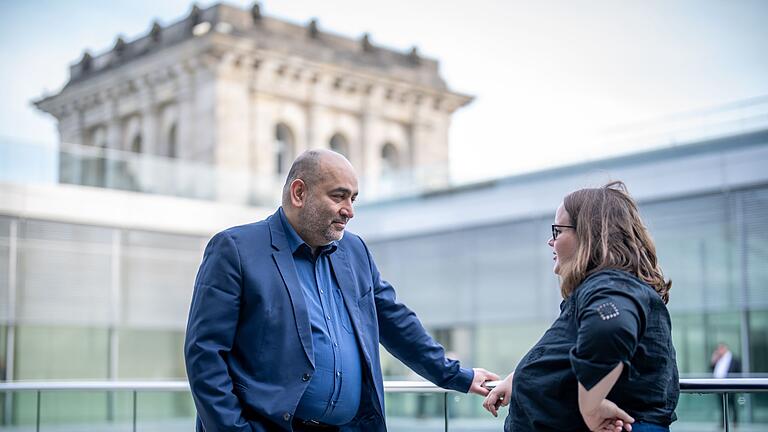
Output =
[{"x1": 290, "y1": 179, "x2": 306, "y2": 208}]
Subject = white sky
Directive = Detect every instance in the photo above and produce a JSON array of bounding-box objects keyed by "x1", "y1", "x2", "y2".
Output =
[{"x1": 1, "y1": 0, "x2": 767, "y2": 182}]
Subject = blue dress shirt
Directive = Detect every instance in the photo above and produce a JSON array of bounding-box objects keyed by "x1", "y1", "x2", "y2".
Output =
[{"x1": 279, "y1": 208, "x2": 363, "y2": 425}]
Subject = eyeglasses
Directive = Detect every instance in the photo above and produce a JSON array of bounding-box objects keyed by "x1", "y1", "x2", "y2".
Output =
[{"x1": 551, "y1": 224, "x2": 575, "y2": 240}]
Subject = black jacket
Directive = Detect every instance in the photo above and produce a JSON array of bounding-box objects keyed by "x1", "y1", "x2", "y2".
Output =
[{"x1": 505, "y1": 269, "x2": 679, "y2": 431}]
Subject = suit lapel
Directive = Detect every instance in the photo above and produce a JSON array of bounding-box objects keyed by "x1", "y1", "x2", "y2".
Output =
[
  {"x1": 330, "y1": 246, "x2": 373, "y2": 365},
  {"x1": 268, "y1": 212, "x2": 314, "y2": 367}
]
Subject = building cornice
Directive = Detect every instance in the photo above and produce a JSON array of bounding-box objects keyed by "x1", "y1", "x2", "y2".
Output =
[
  {"x1": 51, "y1": 3, "x2": 456, "y2": 94},
  {"x1": 35, "y1": 31, "x2": 472, "y2": 121}
]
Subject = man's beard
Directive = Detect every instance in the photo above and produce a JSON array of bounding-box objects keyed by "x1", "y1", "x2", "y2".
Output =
[{"x1": 300, "y1": 197, "x2": 343, "y2": 245}]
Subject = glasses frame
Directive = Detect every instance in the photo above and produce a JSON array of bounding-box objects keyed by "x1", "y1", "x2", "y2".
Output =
[{"x1": 551, "y1": 224, "x2": 576, "y2": 240}]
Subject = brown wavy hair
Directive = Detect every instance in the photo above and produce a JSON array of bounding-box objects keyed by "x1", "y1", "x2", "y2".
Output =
[{"x1": 559, "y1": 181, "x2": 671, "y2": 303}]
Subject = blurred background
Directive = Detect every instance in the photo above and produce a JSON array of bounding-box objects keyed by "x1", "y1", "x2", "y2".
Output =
[{"x1": 0, "y1": 0, "x2": 767, "y2": 430}]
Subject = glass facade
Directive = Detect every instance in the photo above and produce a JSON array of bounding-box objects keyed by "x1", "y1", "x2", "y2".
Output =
[
  {"x1": 0, "y1": 181, "x2": 766, "y2": 427},
  {"x1": 370, "y1": 184, "x2": 768, "y2": 425},
  {"x1": 0, "y1": 216, "x2": 204, "y2": 425}
]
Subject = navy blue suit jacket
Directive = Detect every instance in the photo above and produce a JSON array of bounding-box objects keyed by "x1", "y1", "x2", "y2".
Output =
[{"x1": 184, "y1": 210, "x2": 473, "y2": 431}]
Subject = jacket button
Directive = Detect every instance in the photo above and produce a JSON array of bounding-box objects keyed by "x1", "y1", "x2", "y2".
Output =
[
  {"x1": 283, "y1": 413, "x2": 291, "y2": 421},
  {"x1": 302, "y1": 373, "x2": 311, "y2": 381}
]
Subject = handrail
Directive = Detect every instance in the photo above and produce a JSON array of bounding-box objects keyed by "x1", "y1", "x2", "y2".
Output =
[
  {"x1": 0, "y1": 378, "x2": 766, "y2": 393},
  {"x1": 0, "y1": 381, "x2": 190, "y2": 392},
  {"x1": 677, "y1": 378, "x2": 768, "y2": 392}
]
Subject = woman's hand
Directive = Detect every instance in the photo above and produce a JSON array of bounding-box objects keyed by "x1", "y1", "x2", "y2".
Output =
[
  {"x1": 482, "y1": 372, "x2": 513, "y2": 417},
  {"x1": 581, "y1": 398, "x2": 633, "y2": 431}
]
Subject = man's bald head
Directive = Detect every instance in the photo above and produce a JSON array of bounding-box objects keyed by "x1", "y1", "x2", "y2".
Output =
[
  {"x1": 281, "y1": 149, "x2": 353, "y2": 205},
  {"x1": 281, "y1": 149, "x2": 358, "y2": 248}
]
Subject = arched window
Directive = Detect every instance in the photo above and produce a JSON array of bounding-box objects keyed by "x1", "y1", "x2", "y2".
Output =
[
  {"x1": 168, "y1": 124, "x2": 178, "y2": 158},
  {"x1": 82, "y1": 126, "x2": 108, "y2": 187},
  {"x1": 381, "y1": 142, "x2": 400, "y2": 175},
  {"x1": 131, "y1": 134, "x2": 143, "y2": 153},
  {"x1": 122, "y1": 115, "x2": 142, "y2": 152},
  {"x1": 275, "y1": 123, "x2": 295, "y2": 175},
  {"x1": 160, "y1": 103, "x2": 179, "y2": 158},
  {"x1": 329, "y1": 133, "x2": 349, "y2": 158},
  {"x1": 90, "y1": 126, "x2": 107, "y2": 148}
]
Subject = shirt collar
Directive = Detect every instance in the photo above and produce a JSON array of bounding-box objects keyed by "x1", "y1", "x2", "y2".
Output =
[{"x1": 278, "y1": 207, "x2": 338, "y2": 256}]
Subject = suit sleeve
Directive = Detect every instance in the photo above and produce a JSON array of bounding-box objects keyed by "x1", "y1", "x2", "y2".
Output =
[
  {"x1": 359, "y1": 238, "x2": 474, "y2": 393},
  {"x1": 184, "y1": 231, "x2": 267, "y2": 432},
  {"x1": 569, "y1": 282, "x2": 647, "y2": 390}
]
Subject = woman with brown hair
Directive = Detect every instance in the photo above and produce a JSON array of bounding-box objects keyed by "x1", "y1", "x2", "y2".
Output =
[{"x1": 483, "y1": 181, "x2": 679, "y2": 432}]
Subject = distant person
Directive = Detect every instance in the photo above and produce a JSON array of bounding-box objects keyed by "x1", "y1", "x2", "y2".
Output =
[
  {"x1": 711, "y1": 343, "x2": 741, "y2": 427},
  {"x1": 185, "y1": 149, "x2": 498, "y2": 431},
  {"x1": 483, "y1": 181, "x2": 679, "y2": 432}
]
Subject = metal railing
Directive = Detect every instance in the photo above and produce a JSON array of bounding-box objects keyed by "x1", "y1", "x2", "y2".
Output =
[{"x1": 0, "y1": 378, "x2": 766, "y2": 432}]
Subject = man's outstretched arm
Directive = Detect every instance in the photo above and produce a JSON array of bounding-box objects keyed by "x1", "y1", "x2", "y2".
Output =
[{"x1": 359, "y1": 238, "x2": 498, "y2": 394}]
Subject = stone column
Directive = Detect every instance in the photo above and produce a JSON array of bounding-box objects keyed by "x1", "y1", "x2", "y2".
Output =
[
  {"x1": 360, "y1": 85, "x2": 384, "y2": 196},
  {"x1": 411, "y1": 96, "x2": 450, "y2": 188},
  {"x1": 135, "y1": 82, "x2": 159, "y2": 193},
  {"x1": 251, "y1": 91, "x2": 272, "y2": 180},
  {"x1": 58, "y1": 105, "x2": 84, "y2": 146},
  {"x1": 191, "y1": 60, "x2": 217, "y2": 165},
  {"x1": 137, "y1": 83, "x2": 158, "y2": 156},
  {"x1": 174, "y1": 64, "x2": 196, "y2": 161},
  {"x1": 214, "y1": 53, "x2": 252, "y2": 204},
  {"x1": 104, "y1": 91, "x2": 121, "y2": 151},
  {"x1": 307, "y1": 103, "x2": 324, "y2": 153},
  {"x1": 304, "y1": 102, "x2": 315, "y2": 152},
  {"x1": 361, "y1": 111, "x2": 382, "y2": 197},
  {"x1": 104, "y1": 91, "x2": 122, "y2": 188},
  {"x1": 173, "y1": 62, "x2": 200, "y2": 199},
  {"x1": 245, "y1": 56, "x2": 260, "y2": 195},
  {"x1": 307, "y1": 73, "x2": 332, "y2": 152},
  {"x1": 58, "y1": 105, "x2": 85, "y2": 185}
]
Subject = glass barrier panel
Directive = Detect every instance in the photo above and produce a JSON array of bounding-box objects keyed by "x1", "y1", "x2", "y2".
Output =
[
  {"x1": 134, "y1": 391, "x2": 196, "y2": 432},
  {"x1": 385, "y1": 391, "x2": 448, "y2": 432},
  {"x1": 671, "y1": 392, "x2": 759, "y2": 431},
  {"x1": 444, "y1": 392, "x2": 505, "y2": 432},
  {"x1": 38, "y1": 391, "x2": 132, "y2": 432},
  {"x1": 2, "y1": 391, "x2": 37, "y2": 430}
]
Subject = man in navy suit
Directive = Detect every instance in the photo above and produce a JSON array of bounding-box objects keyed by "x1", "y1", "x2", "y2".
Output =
[{"x1": 185, "y1": 149, "x2": 498, "y2": 431}]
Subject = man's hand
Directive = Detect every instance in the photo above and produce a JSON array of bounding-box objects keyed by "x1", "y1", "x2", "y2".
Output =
[
  {"x1": 468, "y1": 368, "x2": 500, "y2": 396},
  {"x1": 581, "y1": 398, "x2": 633, "y2": 432},
  {"x1": 482, "y1": 372, "x2": 512, "y2": 417}
]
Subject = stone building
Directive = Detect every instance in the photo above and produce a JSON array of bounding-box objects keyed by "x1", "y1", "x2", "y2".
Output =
[{"x1": 34, "y1": 2, "x2": 472, "y2": 204}]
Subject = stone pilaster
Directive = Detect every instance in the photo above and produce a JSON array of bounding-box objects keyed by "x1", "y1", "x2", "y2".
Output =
[
  {"x1": 306, "y1": 103, "x2": 324, "y2": 153},
  {"x1": 214, "y1": 53, "x2": 252, "y2": 204},
  {"x1": 174, "y1": 64, "x2": 195, "y2": 161},
  {"x1": 104, "y1": 92, "x2": 121, "y2": 151},
  {"x1": 361, "y1": 111, "x2": 382, "y2": 196},
  {"x1": 137, "y1": 82, "x2": 158, "y2": 156},
  {"x1": 58, "y1": 105, "x2": 84, "y2": 146}
]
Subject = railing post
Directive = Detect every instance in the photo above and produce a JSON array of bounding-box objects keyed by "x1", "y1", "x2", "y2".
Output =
[
  {"x1": 722, "y1": 393, "x2": 730, "y2": 432},
  {"x1": 106, "y1": 391, "x2": 114, "y2": 423},
  {"x1": 35, "y1": 390, "x2": 40, "y2": 432},
  {"x1": 443, "y1": 392, "x2": 448, "y2": 432},
  {"x1": 132, "y1": 390, "x2": 137, "y2": 432}
]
